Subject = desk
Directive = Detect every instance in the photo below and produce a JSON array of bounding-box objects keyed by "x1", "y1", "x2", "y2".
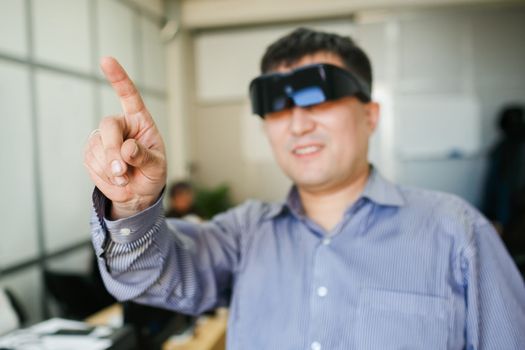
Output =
[
  {"x1": 86, "y1": 304, "x2": 123, "y2": 326},
  {"x1": 86, "y1": 305, "x2": 228, "y2": 350},
  {"x1": 162, "y1": 309, "x2": 227, "y2": 350}
]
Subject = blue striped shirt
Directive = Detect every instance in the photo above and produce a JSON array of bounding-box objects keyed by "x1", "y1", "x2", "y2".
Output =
[{"x1": 91, "y1": 169, "x2": 525, "y2": 349}]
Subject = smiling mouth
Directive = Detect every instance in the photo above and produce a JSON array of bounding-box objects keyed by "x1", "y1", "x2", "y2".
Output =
[{"x1": 292, "y1": 145, "x2": 323, "y2": 156}]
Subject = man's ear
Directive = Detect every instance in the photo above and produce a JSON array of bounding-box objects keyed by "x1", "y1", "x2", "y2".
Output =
[{"x1": 364, "y1": 102, "x2": 380, "y2": 134}]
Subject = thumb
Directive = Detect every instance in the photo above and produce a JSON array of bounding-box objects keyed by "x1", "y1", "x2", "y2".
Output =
[{"x1": 121, "y1": 139, "x2": 165, "y2": 179}]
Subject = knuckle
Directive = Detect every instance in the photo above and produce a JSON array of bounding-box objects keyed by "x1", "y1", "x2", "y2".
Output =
[
  {"x1": 91, "y1": 148, "x2": 106, "y2": 166},
  {"x1": 104, "y1": 145, "x2": 120, "y2": 155},
  {"x1": 84, "y1": 158, "x2": 98, "y2": 175},
  {"x1": 85, "y1": 152, "x2": 103, "y2": 173},
  {"x1": 98, "y1": 116, "x2": 113, "y2": 129},
  {"x1": 99, "y1": 115, "x2": 123, "y2": 129},
  {"x1": 92, "y1": 145, "x2": 103, "y2": 160},
  {"x1": 88, "y1": 133, "x2": 100, "y2": 148},
  {"x1": 83, "y1": 150, "x2": 93, "y2": 164}
]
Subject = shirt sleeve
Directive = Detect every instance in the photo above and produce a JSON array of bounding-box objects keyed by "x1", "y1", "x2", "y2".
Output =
[
  {"x1": 90, "y1": 187, "x2": 243, "y2": 316},
  {"x1": 463, "y1": 220, "x2": 525, "y2": 349}
]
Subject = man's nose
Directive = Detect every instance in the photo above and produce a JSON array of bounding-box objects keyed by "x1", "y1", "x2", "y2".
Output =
[{"x1": 290, "y1": 106, "x2": 315, "y2": 136}]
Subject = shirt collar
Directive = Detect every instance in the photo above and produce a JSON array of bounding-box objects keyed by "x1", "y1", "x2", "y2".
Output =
[
  {"x1": 262, "y1": 166, "x2": 405, "y2": 221},
  {"x1": 260, "y1": 187, "x2": 299, "y2": 221},
  {"x1": 361, "y1": 167, "x2": 405, "y2": 207}
]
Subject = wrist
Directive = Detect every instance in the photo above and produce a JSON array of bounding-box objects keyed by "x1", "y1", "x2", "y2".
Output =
[{"x1": 110, "y1": 194, "x2": 160, "y2": 220}]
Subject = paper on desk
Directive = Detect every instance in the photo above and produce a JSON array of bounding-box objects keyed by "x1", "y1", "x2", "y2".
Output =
[
  {"x1": 30, "y1": 318, "x2": 91, "y2": 334},
  {"x1": 0, "y1": 332, "x2": 111, "y2": 350},
  {"x1": 41, "y1": 335, "x2": 111, "y2": 350},
  {"x1": 35, "y1": 318, "x2": 113, "y2": 349},
  {"x1": 0, "y1": 318, "x2": 113, "y2": 350}
]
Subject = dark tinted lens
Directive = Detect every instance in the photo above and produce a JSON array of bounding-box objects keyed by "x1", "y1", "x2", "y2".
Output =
[
  {"x1": 292, "y1": 86, "x2": 326, "y2": 107},
  {"x1": 272, "y1": 96, "x2": 288, "y2": 111}
]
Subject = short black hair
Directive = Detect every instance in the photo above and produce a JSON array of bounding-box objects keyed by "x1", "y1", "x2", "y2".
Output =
[
  {"x1": 168, "y1": 181, "x2": 193, "y2": 198},
  {"x1": 260, "y1": 27, "x2": 373, "y2": 91}
]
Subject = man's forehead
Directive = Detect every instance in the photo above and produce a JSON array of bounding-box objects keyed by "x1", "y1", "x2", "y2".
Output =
[{"x1": 271, "y1": 51, "x2": 347, "y2": 73}]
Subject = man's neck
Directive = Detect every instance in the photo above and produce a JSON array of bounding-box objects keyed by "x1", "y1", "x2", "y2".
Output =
[{"x1": 298, "y1": 165, "x2": 371, "y2": 233}]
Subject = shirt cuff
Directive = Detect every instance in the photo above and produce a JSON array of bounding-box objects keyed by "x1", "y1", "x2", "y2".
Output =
[{"x1": 92, "y1": 187, "x2": 165, "y2": 244}]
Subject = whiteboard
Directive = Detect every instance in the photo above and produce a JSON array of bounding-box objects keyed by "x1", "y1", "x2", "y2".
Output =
[{"x1": 395, "y1": 94, "x2": 481, "y2": 160}]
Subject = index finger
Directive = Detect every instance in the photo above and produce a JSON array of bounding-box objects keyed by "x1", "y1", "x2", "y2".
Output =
[{"x1": 100, "y1": 56, "x2": 148, "y2": 117}]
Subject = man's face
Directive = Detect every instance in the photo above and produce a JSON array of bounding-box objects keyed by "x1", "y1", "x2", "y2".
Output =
[{"x1": 263, "y1": 51, "x2": 379, "y2": 193}]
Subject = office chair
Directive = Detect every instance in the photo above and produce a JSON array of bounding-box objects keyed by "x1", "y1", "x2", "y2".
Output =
[
  {"x1": 0, "y1": 288, "x2": 27, "y2": 334},
  {"x1": 44, "y1": 253, "x2": 115, "y2": 319},
  {"x1": 123, "y1": 301, "x2": 194, "y2": 350}
]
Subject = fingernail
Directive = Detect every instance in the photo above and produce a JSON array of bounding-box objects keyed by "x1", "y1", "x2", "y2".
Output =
[
  {"x1": 111, "y1": 160, "x2": 122, "y2": 175},
  {"x1": 114, "y1": 176, "x2": 128, "y2": 186}
]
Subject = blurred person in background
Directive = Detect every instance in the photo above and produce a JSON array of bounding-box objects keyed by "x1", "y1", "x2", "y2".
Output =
[
  {"x1": 165, "y1": 181, "x2": 201, "y2": 222},
  {"x1": 482, "y1": 104, "x2": 525, "y2": 279}
]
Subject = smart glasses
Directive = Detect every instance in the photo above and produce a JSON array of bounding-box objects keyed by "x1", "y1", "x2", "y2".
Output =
[{"x1": 249, "y1": 63, "x2": 371, "y2": 118}]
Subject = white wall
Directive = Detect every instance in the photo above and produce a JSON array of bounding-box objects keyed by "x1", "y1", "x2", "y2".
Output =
[{"x1": 0, "y1": 0, "x2": 168, "y2": 323}]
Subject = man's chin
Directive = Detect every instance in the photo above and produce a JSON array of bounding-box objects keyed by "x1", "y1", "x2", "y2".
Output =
[{"x1": 289, "y1": 175, "x2": 330, "y2": 191}]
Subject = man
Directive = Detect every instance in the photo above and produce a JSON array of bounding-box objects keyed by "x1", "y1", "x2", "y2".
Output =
[{"x1": 84, "y1": 28, "x2": 525, "y2": 349}]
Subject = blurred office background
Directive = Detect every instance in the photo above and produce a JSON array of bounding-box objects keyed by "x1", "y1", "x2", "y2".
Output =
[{"x1": 1, "y1": 0, "x2": 524, "y2": 324}]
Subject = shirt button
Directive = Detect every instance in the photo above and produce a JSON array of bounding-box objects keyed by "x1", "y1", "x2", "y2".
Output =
[
  {"x1": 311, "y1": 341, "x2": 321, "y2": 350},
  {"x1": 322, "y1": 238, "x2": 331, "y2": 245},
  {"x1": 317, "y1": 286, "x2": 328, "y2": 297},
  {"x1": 119, "y1": 228, "x2": 131, "y2": 236}
]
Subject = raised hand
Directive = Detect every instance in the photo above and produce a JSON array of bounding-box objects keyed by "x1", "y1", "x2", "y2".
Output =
[{"x1": 84, "y1": 57, "x2": 167, "y2": 219}]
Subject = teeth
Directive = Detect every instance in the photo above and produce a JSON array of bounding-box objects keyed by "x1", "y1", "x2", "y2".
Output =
[{"x1": 294, "y1": 146, "x2": 320, "y2": 155}]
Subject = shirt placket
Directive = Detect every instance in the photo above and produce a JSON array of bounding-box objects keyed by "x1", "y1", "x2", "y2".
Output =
[
  {"x1": 307, "y1": 234, "x2": 333, "y2": 350},
  {"x1": 304, "y1": 199, "x2": 368, "y2": 350}
]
